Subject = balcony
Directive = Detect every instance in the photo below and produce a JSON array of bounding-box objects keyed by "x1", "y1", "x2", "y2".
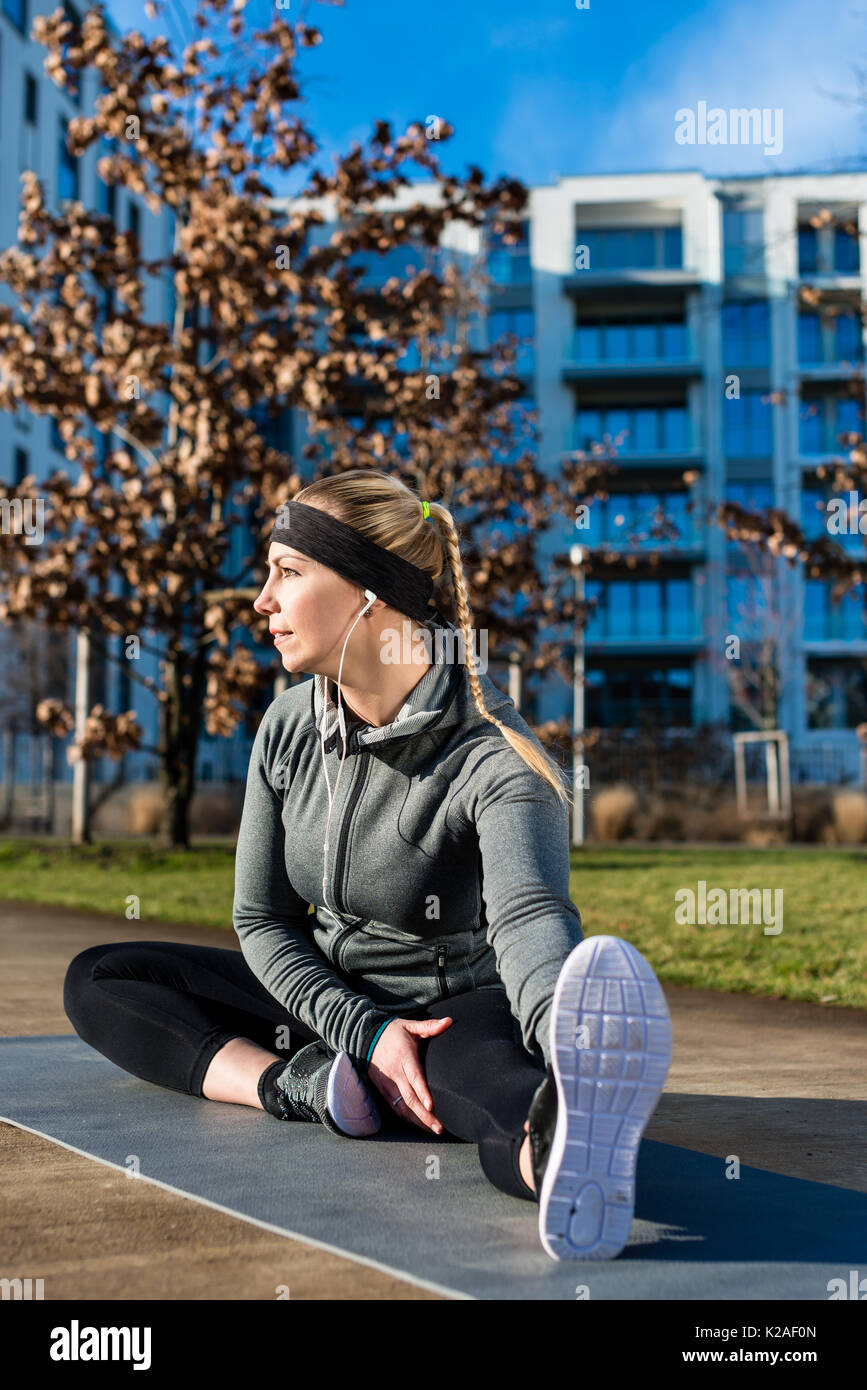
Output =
[
  {"x1": 562, "y1": 323, "x2": 700, "y2": 382},
  {"x1": 566, "y1": 226, "x2": 698, "y2": 297},
  {"x1": 578, "y1": 493, "x2": 704, "y2": 556},
  {"x1": 797, "y1": 312, "x2": 864, "y2": 381},
  {"x1": 583, "y1": 576, "x2": 702, "y2": 648},
  {"x1": 570, "y1": 407, "x2": 702, "y2": 469},
  {"x1": 803, "y1": 581, "x2": 867, "y2": 643}
]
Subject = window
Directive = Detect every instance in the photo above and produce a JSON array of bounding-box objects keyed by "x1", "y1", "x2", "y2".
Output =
[
  {"x1": 803, "y1": 581, "x2": 867, "y2": 641},
  {"x1": 800, "y1": 394, "x2": 864, "y2": 454},
  {"x1": 97, "y1": 135, "x2": 118, "y2": 218},
  {"x1": 583, "y1": 578, "x2": 697, "y2": 639},
  {"x1": 724, "y1": 388, "x2": 773, "y2": 456},
  {"x1": 798, "y1": 225, "x2": 818, "y2": 275},
  {"x1": 575, "y1": 226, "x2": 682, "y2": 272},
  {"x1": 834, "y1": 226, "x2": 859, "y2": 273},
  {"x1": 722, "y1": 301, "x2": 769, "y2": 366},
  {"x1": 488, "y1": 308, "x2": 534, "y2": 373},
  {"x1": 24, "y1": 73, "x2": 37, "y2": 127},
  {"x1": 801, "y1": 486, "x2": 867, "y2": 553},
  {"x1": 807, "y1": 658, "x2": 867, "y2": 728},
  {"x1": 575, "y1": 404, "x2": 690, "y2": 454},
  {"x1": 723, "y1": 208, "x2": 765, "y2": 276},
  {"x1": 58, "y1": 120, "x2": 79, "y2": 202},
  {"x1": 572, "y1": 317, "x2": 687, "y2": 362},
  {"x1": 60, "y1": 1, "x2": 83, "y2": 105},
  {"x1": 798, "y1": 311, "x2": 862, "y2": 365},
  {"x1": 797, "y1": 313, "x2": 823, "y2": 364},
  {"x1": 486, "y1": 220, "x2": 530, "y2": 284},
  {"x1": 2, "y1": 0, "x2": 26, "y2": 33},
  {"x1": 725, "y1": 481, "x2": 773, "y2": 561},
  {"x1": 836, "y1": 312, "x2": 861, "y2": 361},
  {"x1": 127, "y1": 200, "x2": 141, "y2": 244},
  {"x1": 585, "y1": 663, "x2": 693, "y2": 728}
]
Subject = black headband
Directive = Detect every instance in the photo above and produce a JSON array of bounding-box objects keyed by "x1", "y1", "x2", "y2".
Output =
[{"x1": 269, "y1": 499, "x2": 436, "y2": 626}]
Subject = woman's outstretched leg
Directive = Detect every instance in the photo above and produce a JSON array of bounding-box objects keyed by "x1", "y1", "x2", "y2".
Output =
[{"x1": 63, "y1": 940, "x2": 318, "y2": 1103}]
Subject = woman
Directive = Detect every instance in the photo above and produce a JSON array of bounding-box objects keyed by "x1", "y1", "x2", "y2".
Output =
[{"x1": 64, "y1": 469, "x2": 672, "y2": 1263}]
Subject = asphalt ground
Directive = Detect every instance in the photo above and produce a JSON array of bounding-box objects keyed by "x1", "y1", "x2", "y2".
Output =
[{"x1": 1, "y1": 901, "x2": 865, "y2": 1300}]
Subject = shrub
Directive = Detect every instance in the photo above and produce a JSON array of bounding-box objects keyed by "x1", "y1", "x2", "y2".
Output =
[
  {"x1": 590, "y1": 784, "x2": 639, "y2": 841},
  {"x1": 832, "y1": 789, "x2": 867, "y2": 845},
  {"x1": 633, "y1": 793, "x2": 686, "y2": 841}
]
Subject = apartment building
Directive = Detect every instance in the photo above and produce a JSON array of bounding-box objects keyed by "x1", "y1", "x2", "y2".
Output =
[
  {"x1": 525, "y1": 171, "x2": 867, "y2": 780},
  {"x1": 0, "y1": 0, "x2": 175, "y2": 793}
]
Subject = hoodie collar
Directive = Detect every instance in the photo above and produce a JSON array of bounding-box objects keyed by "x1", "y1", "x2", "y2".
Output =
[{"x1": 312, "y1": 615, "x2": 510, "y2": 752}]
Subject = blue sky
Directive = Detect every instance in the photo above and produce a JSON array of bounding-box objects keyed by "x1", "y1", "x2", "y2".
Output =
[{"x1": 103, "y1": 0, "x2": 867, "y2": 191}]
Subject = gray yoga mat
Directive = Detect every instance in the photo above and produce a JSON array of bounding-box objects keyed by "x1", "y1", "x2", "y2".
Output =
[{"x1": 1, "y1": 1036, "x2": 863, "y2": 1301}]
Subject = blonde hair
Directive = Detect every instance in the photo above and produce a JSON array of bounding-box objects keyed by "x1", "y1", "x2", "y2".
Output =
[{"x1": 294, "y1": 469, "x2": 572, "y2": 807}]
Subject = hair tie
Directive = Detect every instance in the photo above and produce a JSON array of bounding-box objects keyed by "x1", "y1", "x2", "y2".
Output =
[{"x1": 422, "y1": 500, "x2": 432, "y2": 521}]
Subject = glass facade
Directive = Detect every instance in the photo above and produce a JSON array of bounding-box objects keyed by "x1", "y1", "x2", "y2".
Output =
[
  {"x1": 488, "y1": 308, "x2": 535, "y2": 374},
  {"x1": 799, "y1": 395, "x2": 863, "y2": 453},
  {"x1": 57, "y1": 120, "x2": 79, "y2": 201},
  {"x1": 801, "y1": 487, "x2": 867, "y2": 553},
  {"x1": 803, "y1": 581, "x2": 867, "y2": 641},
  {"x1": 798, "y1": 311, "x2": 862, "y2": 364},
  {"x1": 2, "y1": 0, "x2": 26, "y2": 32},
  {"x1": 807, "y1": 658, "x2": 867, "y2": 728},
  {"x1": 721, "y1": 300, "x2": 769, "y2": 365},
  {"x1": 586, "y1": 664, "x2": 693, "y2": 727},
  {"x1": 486, "y1": 220, "x2": 530, "y2": 284},
  {"x1": 571, "y1": 316, "x2": 688, "y2": 361},
  {"x1": 584, "y1": 577, "x2": 696, "y2": 640},
  {"x1": 574, "y1": 226, "x2": 682, "y2": 271},
  {"x1": 798, "y1": 221, "x2": 861, "y2": 275},
  {"x1": 723, "y1": 388, "x2": 773, "y2": 456},
  {"x1": 580, "y1": 491, "x2": 698, "y2": 550},
  {"x1": 723, "y1": 208, "x2": 765, "y2": 276},
  {"x1": 575, "y1": 404, "x2": 689, "y2": 453}
]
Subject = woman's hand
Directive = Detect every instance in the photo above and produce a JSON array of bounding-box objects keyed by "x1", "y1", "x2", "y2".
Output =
[{"x1": 368, "y1": 1017, "x2": 453, "y2": 1135}]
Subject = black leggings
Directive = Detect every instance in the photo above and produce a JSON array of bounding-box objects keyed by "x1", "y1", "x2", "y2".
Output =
[{"x1": 62, "y1": 940, "x2": 548, "y2": 1202}]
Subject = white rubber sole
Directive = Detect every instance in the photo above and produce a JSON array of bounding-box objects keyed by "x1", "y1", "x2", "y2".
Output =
[
  {"x1": 326, "y1": 1051, "x2": 382, "y2": 1137},
  {"x1": 538, "y1": 936, "x2": 672, "y2": 1261}
]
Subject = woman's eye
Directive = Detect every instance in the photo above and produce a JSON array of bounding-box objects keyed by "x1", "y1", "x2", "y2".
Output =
[{"x1": 278, "y1": 568, "x2": 298, "y2": 579}]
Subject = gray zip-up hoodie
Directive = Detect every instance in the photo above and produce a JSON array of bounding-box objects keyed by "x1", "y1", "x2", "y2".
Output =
[{"x1": 232, "y1": 618, "x2": 584, "y2": 1070}]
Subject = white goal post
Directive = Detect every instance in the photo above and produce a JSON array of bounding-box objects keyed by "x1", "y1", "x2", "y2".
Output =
[{"x1": 733, "y1": 730, "x2": 792, "y2": 820}]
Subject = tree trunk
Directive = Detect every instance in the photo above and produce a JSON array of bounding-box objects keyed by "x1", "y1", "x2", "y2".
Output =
[{"x1": 159, "y1": 643, "x2": 207, "y2": 849}]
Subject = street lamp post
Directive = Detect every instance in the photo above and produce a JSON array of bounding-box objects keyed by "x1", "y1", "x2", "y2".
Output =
[{"x1": 570, "y1": 544, "x2": 585, "y2": 847}]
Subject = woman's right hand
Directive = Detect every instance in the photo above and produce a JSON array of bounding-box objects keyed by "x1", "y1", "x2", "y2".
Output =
[{"x1": 367, "y1": 1017, "x2": 453, "y2": 1135}]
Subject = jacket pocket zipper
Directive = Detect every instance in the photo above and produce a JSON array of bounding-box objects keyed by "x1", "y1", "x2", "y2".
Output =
[{"x1": 436, "y1": 943, "x2": 448, "y2": 999}]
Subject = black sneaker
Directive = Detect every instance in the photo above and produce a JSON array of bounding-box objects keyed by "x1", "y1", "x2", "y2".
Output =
[
  {"x1": 274, "y1": 1041, "x2": 381, "y2": 1138},
  {"x1": 531, "y1": 936, "x2": 672, "y2": 1260}
]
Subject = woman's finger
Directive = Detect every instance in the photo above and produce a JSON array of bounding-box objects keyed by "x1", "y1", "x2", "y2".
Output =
[
  {"x1": 392, "y1": 1088, "x2": 437, "y2": 1133},
  {"x1": 403, "y1": 1057, "x2": 435, "y2": 1116}
]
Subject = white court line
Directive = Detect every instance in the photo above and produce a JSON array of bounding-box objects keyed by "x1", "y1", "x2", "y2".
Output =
[{"x1": 0, "y1": 1114, "x2": 473, "y2": 1301}]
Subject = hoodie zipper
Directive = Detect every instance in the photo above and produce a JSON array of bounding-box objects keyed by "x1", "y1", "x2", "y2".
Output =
[{"x1": 331, "y1": 753, "x2": 371, "y2": 917}]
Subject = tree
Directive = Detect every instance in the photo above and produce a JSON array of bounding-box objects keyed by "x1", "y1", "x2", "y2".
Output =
[{"x1": 0, "y1": 0, "x2": 583, "y2": 845}]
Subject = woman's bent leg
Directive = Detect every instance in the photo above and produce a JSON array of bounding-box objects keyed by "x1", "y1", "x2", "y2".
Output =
[
  {"x1": 416, "y1": 988, "x2": 547, "y2": 1202},
  {"x1": 63, "y1": 940, "x2": 318, "y2": 1100}
]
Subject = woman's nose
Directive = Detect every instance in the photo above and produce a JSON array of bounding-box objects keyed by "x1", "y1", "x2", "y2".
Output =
[{"x1": 253, "y1": 585, "x2": 276, "y2": 615}]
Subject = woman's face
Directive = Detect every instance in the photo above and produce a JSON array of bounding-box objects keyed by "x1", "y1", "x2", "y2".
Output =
[{"x1": 253, "y1": 541, "x2": 370, "y2": 675}]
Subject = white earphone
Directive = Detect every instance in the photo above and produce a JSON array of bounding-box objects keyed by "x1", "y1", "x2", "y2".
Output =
[{"x1": 320, "y1": 589, "x2": 377, "y2": 914}]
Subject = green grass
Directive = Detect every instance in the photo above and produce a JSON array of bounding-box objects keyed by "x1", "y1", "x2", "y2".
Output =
[{"x1": 1, "y1": 839, "x2": 865, "y2": 1010}]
